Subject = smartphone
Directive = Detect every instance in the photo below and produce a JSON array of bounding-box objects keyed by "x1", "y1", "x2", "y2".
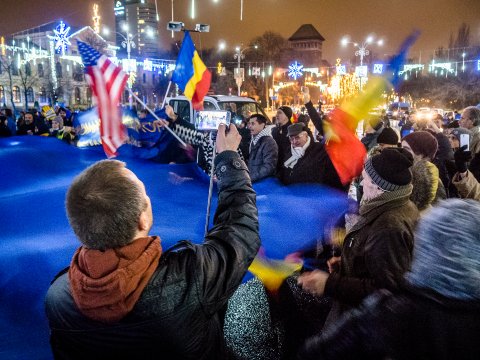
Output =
[
  {"x1": 195, "y1": 111, "x2": 231, "y2": 131},
  {"x1": 460, "y1": 133, "x2": 470, "y2": 151}
]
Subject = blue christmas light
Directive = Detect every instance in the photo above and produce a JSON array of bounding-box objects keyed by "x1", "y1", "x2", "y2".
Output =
[
  {"x1": 288, "y1": 61, "x2": 304, "y2": 80},
  {"x1": 477, "y1": 60, "x2": 480, "y2": 71},
  {"x1": 48, "y1": 21, "x2": 71, "y2": 54}
]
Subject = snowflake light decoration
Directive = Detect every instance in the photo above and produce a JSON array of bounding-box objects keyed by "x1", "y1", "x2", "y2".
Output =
[
  {"x1": 373, "y1": 64, "x2": 384, "y2": 74},
  {"x1": 288, "y1": 61, "x2": 304, "y2": 80},
  {"x1": 48, "y1": 21, "x2": 71, "y2": 55}
]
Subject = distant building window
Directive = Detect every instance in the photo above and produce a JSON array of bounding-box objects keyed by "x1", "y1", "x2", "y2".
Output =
[
  {"x1": 39, "y1": 87, "x2": 47, "y2": 103},
  {"x1": 75, "y1": 87, "x2": 81, "y2": 103},
  {"x1": 12, "y1": 86, "x2": 21, "y2": 103},
  {"x1": 87, "y1": 87, "x2": 92, "y2": 104},
  {"x1": 25, "y1": 62, "x2": 32, "y2": 76},
  {"x1": 0, "y1": 85, "x2": 4, "y2": 103},
  {"x1": 37, "y1": 63, "x2": 44, "y2": 77},
  {"x1": 12, "y1": 62, "x2": 19, "y2": 76},
  {"x1": 56, "y1": 62, "x2": 63, "y2": 78},
  {"x1": 143, "y1": 73, "x2": 146, "y2": 83},
  {"x1": 26, "y1": 87, "x2": 34, "y2": 103}
]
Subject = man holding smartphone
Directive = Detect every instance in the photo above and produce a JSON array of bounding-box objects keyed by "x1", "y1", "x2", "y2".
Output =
[{"x1": 45, "y1": 124, "x2": 260, "y2": 359}]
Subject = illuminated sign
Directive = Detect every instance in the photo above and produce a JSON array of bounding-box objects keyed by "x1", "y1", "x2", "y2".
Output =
[
  {"x1": 143, "y1": 59, "x2": 153, "y2": 71},
  {"x1": 335, "y1": 58, "x2": 346, "y2": 75},
  {"x1": 122, "y1": 58, "x2": 137, "y2": 72},
  {"x1": 355, "y1": 65, "x2": 368, "y2": 78},
  {"x1": 114, "y1": 1, "x2": 125, "y2": 16},
  {"x1": 399, "y1": 64, "x2": 424, "y2": 75},
  {"x1": 372, "y1": 64, "x2": 384, "y2": 74},
  {"x1": 477, "y1": 60, "x2": 480, "y2": 71}
]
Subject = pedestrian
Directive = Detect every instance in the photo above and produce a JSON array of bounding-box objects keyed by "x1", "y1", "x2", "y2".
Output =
[{"x1": 45, "y1": 124, "x2": 260, "y2": 359}]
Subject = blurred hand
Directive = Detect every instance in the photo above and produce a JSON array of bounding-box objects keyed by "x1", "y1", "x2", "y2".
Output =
[
  {"x1": 297, "y1": 269, "x2": 329, "y2": 296},
  {"x1": 165, "y1": 105, "x2": 178, "y2": 121},
  {"x1": 153, "y1": 119, "x2": 169, "y2": 129},
  {"x1": 454, "y1": 145, "x2": 472, "y2": 174},
  {"x1": 302, "y1": 86, "x2": 311, "y2": 104},
  {"x1": 216, "y1": 124, "x2": 241, "y2": 153},
  {"x1": 327, "y1": 256, "x2": 341, "y2": 274}
]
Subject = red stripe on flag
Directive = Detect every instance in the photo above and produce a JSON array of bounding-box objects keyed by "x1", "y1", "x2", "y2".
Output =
[
  {"x1": 325, "y1": 109, "x2": 367, "y2": 185},
  {"x1": 191, "y1": 69, "x2": 212, "y2": 111}
]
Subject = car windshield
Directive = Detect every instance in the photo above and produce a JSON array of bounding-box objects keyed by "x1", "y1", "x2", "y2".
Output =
[{"x1": 217, "y1": 101, "x2": 265, "y2": 122}]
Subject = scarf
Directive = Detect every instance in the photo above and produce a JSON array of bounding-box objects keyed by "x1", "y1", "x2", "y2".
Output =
[
  {"x1": 69, "y1": 236, "x2": 162, "y2": 323},
  {"x1": 284, "y1": 136, "x2": 311, "y2": 169},
  {"x1": 347, "y1": 184, "x2": 413, "y2": 236},
  {"x1": 250, "y1": 126, "x2": 271, "y2": 152}
]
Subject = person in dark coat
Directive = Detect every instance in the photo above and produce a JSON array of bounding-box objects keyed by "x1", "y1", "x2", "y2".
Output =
[
  {"x1": 45, "y1": 124, "x2": 260, "y2": 360},
  {"x1": 272, "y1": 106, "x2": 293, "y2": 172},
  {"x1": 277, "y1": 122, "x2": 344, "y2": 190},
  {"x1": 298, "y1": 148, "x2": 419, "y2": 330},
  {"x1": 298, "y1": 199, "x2": 480, "y2": 360},
  {"x1": 247, "y1": 113, "x2": 278, "y2": 182}
]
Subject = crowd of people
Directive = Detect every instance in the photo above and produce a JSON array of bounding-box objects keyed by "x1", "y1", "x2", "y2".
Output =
[
  {"x1": 0, "y1": 105, "x2": 77, "y2": 143},
  {"x1": 4, "y1": 94, "x2": 479, "y2": 358}
]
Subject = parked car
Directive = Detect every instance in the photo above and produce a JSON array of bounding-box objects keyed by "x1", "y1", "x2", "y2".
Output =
[{"x1": 165, "y1": 95, "x2": 269, "y2": 126}]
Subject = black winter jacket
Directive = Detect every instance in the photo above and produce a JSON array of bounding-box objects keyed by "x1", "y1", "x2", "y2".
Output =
[
  {"x1": 272, "y1": 122, "x2": 292, "y2": 172},
  {"x1": 277, "y1": 140, "x2": 344, "y2": 190},
  {"x1": 248, "y1": 135, "x2": 278, "y2": 182},
  {"x1": 45, "y1": 151, "x2": 260, "y2": 360},
  {"x1": 324, "y1": 196, "x2": 418, "y2": 325},
  {"x1": 299, "y1": 287, "x2": 480, "y2": 360}
]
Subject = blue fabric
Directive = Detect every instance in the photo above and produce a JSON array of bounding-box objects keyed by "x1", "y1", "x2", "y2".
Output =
[{"x1": 0, "y1": 136, "x2": 348, "y2": 359}]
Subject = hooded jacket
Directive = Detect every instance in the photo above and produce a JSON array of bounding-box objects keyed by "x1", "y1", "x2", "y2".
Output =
[{"x1": 45, "y1": 151, "x2": 260, "y2": 360}]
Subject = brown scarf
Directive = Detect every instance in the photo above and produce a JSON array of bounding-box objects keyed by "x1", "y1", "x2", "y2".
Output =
[{"x1": 69, "y1": 236, "x2": 162, "y2": 323}]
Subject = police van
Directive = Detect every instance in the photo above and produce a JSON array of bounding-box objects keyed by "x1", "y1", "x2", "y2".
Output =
[{"x1": 165, "y1": 95, "x2": 269, "y2": 126}]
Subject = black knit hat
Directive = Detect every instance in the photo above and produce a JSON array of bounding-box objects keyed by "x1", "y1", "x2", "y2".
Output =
[
  {"x1": 364, "y1": 148, "x2": 413, "y2": 191},
  {"x1": 377, "y1": 127, "x2": 399, "y2": 145},
  {"x1": 278, "y1": 106, "x2": 293, "y2": 121}
]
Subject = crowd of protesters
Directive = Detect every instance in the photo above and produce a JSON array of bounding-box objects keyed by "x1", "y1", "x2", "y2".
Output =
[
  {"x1": 4, "y1": 95, "x2": 479, "y2": 358},
  {"x1": 0, "y1": 105, "x2": 77, "y2": 143}
]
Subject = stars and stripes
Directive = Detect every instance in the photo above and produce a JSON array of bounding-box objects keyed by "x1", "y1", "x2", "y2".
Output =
[{"x1": 78, "y1": 41, "x2": 129, "y2": 158}]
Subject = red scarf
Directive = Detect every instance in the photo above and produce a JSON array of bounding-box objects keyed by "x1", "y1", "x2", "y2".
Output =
[{"x1": 69, "y1": 236, "x2": 162, "y2": 323}]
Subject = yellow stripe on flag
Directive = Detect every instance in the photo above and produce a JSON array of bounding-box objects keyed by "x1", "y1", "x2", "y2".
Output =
[{"x1": 184, "y1": 51, "x2": 208, "y2": 99}]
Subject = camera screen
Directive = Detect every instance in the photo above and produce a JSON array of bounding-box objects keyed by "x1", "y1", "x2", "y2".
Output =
[{"x1": 195, "y1": 111, "x2": 231, "y2": 131}]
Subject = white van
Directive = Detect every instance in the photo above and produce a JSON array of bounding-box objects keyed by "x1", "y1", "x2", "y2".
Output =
[{"x1": 165, "y1": 95, "x2": 270, "y2": 126}]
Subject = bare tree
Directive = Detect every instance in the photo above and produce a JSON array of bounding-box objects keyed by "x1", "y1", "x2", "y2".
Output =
[
  {"x1": 0, "y1": 55, "x2": 18, "y2": 115},
  {"x1": 82, "y1": 33, "x2": 108, "y2": 55},
  {"x1": 18, "y1": 61, "x2": 39, "y2": 110}
]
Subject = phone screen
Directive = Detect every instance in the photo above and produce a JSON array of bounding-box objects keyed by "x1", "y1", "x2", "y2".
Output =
[
  {"x1": 195, "y1": 111, "x2": 231, "y2": 131},
  {"x1": 460, "y1": 133, "x2": 470, "y2": 151}
]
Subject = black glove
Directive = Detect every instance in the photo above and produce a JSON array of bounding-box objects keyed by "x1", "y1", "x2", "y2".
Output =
[{"x1": 454, "y1": 145, "x2": 472, "y2": 173}]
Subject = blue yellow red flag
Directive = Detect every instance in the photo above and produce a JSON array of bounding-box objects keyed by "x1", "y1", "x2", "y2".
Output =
[{"x1": 171, "y1": 31, "x2": 211, "y2": 110}]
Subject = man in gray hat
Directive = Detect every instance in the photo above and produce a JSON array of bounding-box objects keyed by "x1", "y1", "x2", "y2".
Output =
[{"x1": 276, "y1": 122, "x2": 344, "y2": 190}]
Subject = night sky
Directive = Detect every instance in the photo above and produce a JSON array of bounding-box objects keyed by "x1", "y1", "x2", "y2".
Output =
[{"x1": 1, "y1": 0, "x2": 479, "y2": 62}]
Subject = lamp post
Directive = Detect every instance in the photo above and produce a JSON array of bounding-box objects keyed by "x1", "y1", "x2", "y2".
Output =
[
  {"x1": 341, "y1": 35, "x2": 383, "y2": 89},
  {"x1": 233, "y1": 44, "x2": 258, "y2": 96}
]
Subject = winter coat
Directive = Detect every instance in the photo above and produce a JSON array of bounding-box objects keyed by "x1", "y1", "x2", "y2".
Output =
[
  {"x1": 470, "y1": 125, "x2": 480, "y2": 155},
  {"x1": 298, "y1": 287, "x2": 480, "y2": 360},
  {"x1": 323, "y1": 195, "x2": 418, "y2": 326},
  {"x1": 45, "y1": 151, "x2": 260, "y2": 360},
  {"x1": 452, "y1": 170, "x2": 480, "y2": 200},
  {"x1": 272, "y1": 122, "x2": 292, "y2": 172},
  {"x1": 248, "y1": 135, "x2": 278, "y2": 182},
  {"x1": 410, "y1": 157, "x2": 442, "y2": 211},
  {"x1": 277, "y1": 141, "x2": 344, "y2": 190}
]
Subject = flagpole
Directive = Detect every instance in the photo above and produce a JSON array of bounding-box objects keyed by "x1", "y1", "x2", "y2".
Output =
[
  {"x1": 161, "y1": 81, "x2": 173, "y2": 108},
  {"x1": 204, "y1": 132, "x2": 216, "y2": 237},
  {"x1": 127, "y1": 88, "x2": 187, "y2": 148}
]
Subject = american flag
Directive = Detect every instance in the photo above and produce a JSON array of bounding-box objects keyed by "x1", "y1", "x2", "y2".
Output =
[{"x1": 78, "y1": 41, "x2": 129, "y2": 158}]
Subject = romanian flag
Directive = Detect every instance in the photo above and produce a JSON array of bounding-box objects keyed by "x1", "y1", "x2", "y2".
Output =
[{"x1": 171, "y1": 31, "x2": 211, "y2": 110}]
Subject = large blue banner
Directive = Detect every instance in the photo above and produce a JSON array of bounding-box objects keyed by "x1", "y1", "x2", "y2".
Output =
[{"x1": 0, "y1": 136, "x2": 348, "y2": 359}]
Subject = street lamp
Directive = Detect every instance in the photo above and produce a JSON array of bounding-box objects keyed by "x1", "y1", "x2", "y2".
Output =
[
  {"x1": 233, "y1": 44, "x2": 258, "y2": 96},
  {"x1": 462, "y1": 52, "x2": 466, "y2": 72},
  {"x1": 341, "y1": 35, "x2": 383, "y2": 89}
]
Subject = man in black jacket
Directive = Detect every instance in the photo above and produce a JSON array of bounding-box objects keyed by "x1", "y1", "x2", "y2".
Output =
[
  {"x1": 277, "y1": 122, "x2": 344, "y2": 190},
  {"x1": 298, "y1": 148, "x2": 418, "y2": 329},
  {"x1": 298, "y1": 199, "x2": 480, "y2": 360},
  {"x1": 45, "y1": 124, "x2": 260, "y2": 360}
]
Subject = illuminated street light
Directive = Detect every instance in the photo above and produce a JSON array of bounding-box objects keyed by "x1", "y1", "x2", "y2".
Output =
[
  {"x1": 233, "y1": 44, "x2": 258, "y2": 96},
  {"x1": 462, "y1": 52, "x2": 466, "y2": 72}
]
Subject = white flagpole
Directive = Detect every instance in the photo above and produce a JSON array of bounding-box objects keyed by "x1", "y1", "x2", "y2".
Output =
[
  {"x1": 127, "y1": 87, "x2": 187, "y2": 148},
  {"x1": 161, "y1": 81, "x2": 173, "y2": 108}
]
